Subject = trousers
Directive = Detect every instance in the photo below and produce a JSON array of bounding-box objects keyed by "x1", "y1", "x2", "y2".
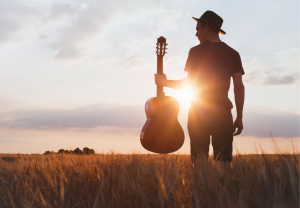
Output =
[{"x1": 188, "y1": 111, "x2": 234, "y2": 162}]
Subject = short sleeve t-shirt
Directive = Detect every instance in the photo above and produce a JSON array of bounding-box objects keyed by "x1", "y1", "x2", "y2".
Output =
[{"x1": 184, "y1": 40, "x2": 244, "y2": 115}]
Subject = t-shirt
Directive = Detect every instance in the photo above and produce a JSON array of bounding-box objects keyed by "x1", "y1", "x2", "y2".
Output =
[{"x1": 184, "y1": 40, "x2": 245, "y2": 115}]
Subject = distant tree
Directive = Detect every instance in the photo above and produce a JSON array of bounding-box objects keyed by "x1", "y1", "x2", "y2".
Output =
[
  {"x1": 64, "y1": 150, "x2": 69, "y2": 154},
  {"x1": 43, "y1": 151, "x2": 55, "y2": 155},
  {"x1": 44, "y1": 151, "x2": 51, "y2": 155},
  {"x1": 74, "y1": 148, "x2": 83, "y2": 155},
  {"x1": 82, "y1": 147, "x2": 95, "y2": 155},
  {"x1": 58, "y1": 149, "x2": 65, "y2": 154},
  {"x1": 69, "y1": 150, "x2": 73, "y2": 154},
  {"x1": 83, "y1": 147, "x2": 90, "y2": 155}
]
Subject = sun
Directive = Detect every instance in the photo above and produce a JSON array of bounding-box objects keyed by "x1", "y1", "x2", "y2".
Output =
[
  {"x1": 177, "y1": 88, "x2": 199, "y2": 108},
  {"x1": 180, "y1": 88, "x2": 194, "y2": 101}
]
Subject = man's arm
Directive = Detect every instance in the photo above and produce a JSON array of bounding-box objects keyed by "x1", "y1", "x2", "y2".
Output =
[
  {"x1": 154, "y1": 71, "x2": 199, "y2": 90},
  {"x1": 232, "y1": 73, "x2": 245, "y2": 136},
  {"x1": 154, "y1": 74, "x2": 186, "y2": 89}
]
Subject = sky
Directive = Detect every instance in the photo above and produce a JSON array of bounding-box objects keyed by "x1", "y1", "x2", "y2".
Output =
[{"x1": 0, "y1": 0, "x2": 299, "y2": 154}]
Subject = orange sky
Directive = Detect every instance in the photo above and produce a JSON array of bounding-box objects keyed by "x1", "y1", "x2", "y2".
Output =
[{"x1": 0, "y1": 127, "x2": 298, "y2": 155}]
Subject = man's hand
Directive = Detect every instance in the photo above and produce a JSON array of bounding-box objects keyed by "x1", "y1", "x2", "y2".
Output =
[
  {"x1": 232, "y1": 73, "x2": 245, "y2": 136},
  {"x1": 155, "y1": 74, "x2": 167, "y2": 86},
  {"x1": 233, "y1": 118, "x2": 243, "y2": 136}
]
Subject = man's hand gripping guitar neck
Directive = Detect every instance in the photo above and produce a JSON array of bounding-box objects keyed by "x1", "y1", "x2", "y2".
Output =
[{"x1": 155, "y1": 73, "x2": 187, "y2": 90}]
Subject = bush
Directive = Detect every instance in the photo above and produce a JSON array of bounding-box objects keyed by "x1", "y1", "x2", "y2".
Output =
[
  {"x1": 83, "y1": 147, "x2": 95, "y2": 155},
  {"x1": 74, "y1": 148, "x2": 83, "y2": 155},
  {"x1": 58, "y1": 149, "x2": 65, "y2": 154},
  {"x1": 43, "y1": 151, "x2": 54, "y2": 155}
]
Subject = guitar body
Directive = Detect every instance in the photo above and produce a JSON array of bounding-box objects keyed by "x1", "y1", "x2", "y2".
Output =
[
  {"x1": 140, "y1": 96, "x2": 184, "y2": 154},
  {"x1": 140, "y1": 36, "x2": 184, "y2": 154}
]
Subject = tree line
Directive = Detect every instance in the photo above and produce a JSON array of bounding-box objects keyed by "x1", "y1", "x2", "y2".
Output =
[{"x1": 43, "y1": 147, "x2": 95, "y2": 155}]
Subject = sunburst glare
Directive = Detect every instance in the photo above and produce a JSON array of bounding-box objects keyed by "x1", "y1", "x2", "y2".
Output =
[
  {"x1": 181, "y1": 88, "x2": 194, "y2": 100},
  {"x1": 179, "y1": 88, "x2": 195, "y2": 107}
]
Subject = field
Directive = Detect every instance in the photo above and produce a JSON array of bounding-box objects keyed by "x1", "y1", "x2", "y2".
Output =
[{"x1": 0, "y1": 151, "x2": 299, "y2": 208}]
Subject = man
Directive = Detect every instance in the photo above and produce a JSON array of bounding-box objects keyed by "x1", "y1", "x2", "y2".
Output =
[{"x1": 155, "y1": 11, "x2": 245, "y2": 168}]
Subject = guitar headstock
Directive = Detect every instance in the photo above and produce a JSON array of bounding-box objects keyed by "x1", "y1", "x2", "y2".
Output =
[{"x1": 156, "y1": 36, "x2": 167, "y2": 57}]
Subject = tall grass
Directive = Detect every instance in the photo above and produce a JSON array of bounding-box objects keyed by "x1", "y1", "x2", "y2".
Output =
[{"x1": 0, "y1": 149, "x2": 298, "y2": 207}]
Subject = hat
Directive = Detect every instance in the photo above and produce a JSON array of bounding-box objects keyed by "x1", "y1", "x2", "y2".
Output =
[{"x1": 192, "y1": 11, "x2": 226, "y2": 35}]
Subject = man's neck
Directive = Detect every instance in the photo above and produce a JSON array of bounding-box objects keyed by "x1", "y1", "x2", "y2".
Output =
[{"x1": 206, "y1": 33, "x2": 221, "y2": 42}]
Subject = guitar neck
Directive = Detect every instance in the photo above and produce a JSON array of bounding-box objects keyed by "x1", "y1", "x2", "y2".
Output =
[
  {"x1": 157, "y1": 56, "x2": 164, "y2": 97},
  {"x1": 156, "y1": 36, "x2": 167, "y2": 97}
]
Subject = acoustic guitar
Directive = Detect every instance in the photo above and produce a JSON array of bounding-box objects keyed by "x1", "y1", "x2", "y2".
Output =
[{"x1": 140, "y1": 36, "x2": 185, "y2": 154}]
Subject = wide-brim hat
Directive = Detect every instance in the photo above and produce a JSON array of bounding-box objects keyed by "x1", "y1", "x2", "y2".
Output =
[{"x1": 192, "y1": 10, "x2": 226, "y2": 35}]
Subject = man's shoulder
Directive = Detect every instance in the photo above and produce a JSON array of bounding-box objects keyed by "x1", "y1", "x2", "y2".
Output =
[
  {"x1": 190, "y1": 41, "x2": 240, "y2": 54},
  {"x1": 222, "y1": 42, "x2": 240, "y2": 54},
  {"x1": 190, "y1": 43, "x2": 205, "y2": 51},
  {"x1": 188, "y1": 43, "x2": 207, "y2": 56}
]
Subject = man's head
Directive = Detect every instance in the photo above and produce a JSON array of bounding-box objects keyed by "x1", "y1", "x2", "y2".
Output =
[
  {"x1": 193, "y1": 11, "x2": 225, "y2": 43},
  {"x1": 195, "y1": 20, "x2": 219, "y2": 43}
]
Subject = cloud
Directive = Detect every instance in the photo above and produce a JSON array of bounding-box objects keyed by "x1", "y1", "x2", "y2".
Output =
[
  {"x1": 241, "y1": 108, "x2": 299, "y2": 138},
  {"x1": 0, "y1": 0, "x2": 162, "y2": 59},
  {"x1": 0, "y1": 104, "x2": 298, "y2": 138},
  {"x1": 121, "y1": 38, "x2": 154, "y2": 69},
  {"x1": 53, "y1": 44, "x2": 84, "y2": 60},
  {"x1": 45, "y1": 2, "x2": 78, "y2": 21},
  {"x1": 261, "y1": 75, "x2": 295, "y2": 85},
  {"x1": 242, "y1": 58, "x2": 266, "y2": 71},
  {"x1": 125, "y1": 55, "x2": 148, "y2": 69},
  {"x1": 0, "y1": 1, "x2": 80, "y2": 45},
  {"x1": 51, "y1": 0, "x2": 162, "y2": 60},
  {"x1": 275, "y1": 48, "x2": 299, "y2": 70},
  {"x1": 243, "y1": 69, "x2": 297, "y2": 85},
  {"x1": 242, "y1": 48, "x2": 299, "y2": 85},
  {"x1": 152, "y1": 10, "x2": 182, "y2": 36},
  {"x1": 242, "y1": 60, "x2": 297, "y2": 85},
  {"x1": 0, "y1": 104, "x2": 145, "y2": 130},
  {"x1": 0, "y1": 0, "x2": 42, "y2": 45},
  {"x1": 165, "y1": 55, "x2": 185, "y2": 66},
  {"x1": 243, "y1": 71, "x2": 257, "y2": 83}
]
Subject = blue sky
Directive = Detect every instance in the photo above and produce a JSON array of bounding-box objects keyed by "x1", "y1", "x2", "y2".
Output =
[{"x1": 0, "y1": 0, "x2": 298, "y2": 154}]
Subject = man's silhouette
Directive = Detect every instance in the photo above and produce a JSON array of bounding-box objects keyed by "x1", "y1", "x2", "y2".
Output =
[{"x1": 155, "y1": 11, "x2": 245, "y2": 169}]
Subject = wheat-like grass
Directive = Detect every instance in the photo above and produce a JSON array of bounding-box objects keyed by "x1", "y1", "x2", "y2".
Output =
[{"x1": 0, "y1": 147, "x2": 299, "y2": 208}]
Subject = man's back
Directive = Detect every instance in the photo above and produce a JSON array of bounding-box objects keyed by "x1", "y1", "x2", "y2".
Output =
[{"x1": 184, "y1": 40, "x2": 244, "y2": 114}]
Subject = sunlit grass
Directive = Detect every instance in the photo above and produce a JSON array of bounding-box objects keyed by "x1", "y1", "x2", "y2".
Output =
[{"x1": 0, "y1": 143, "x2": 298, "y2": 207}]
